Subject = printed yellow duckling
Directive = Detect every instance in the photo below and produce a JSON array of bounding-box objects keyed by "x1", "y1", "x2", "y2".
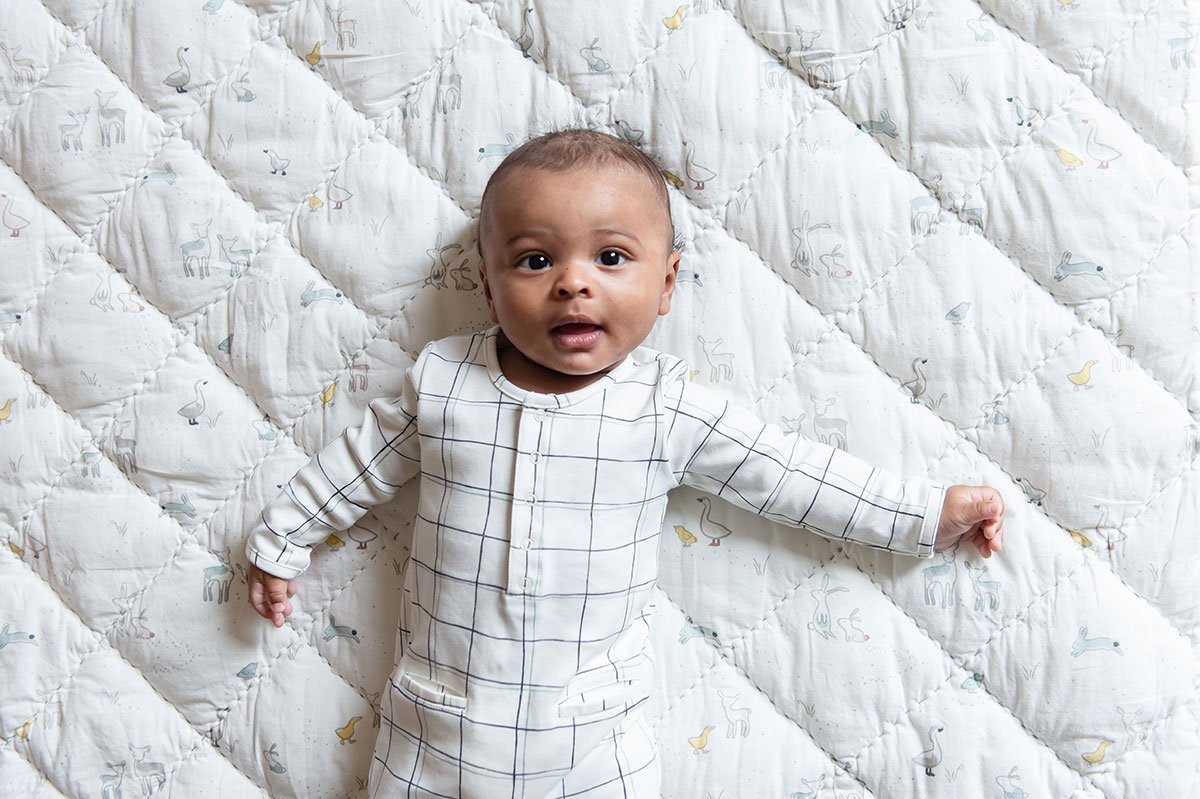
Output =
[
  {"x1": 306, "y1": 41, "x2": 325, "y2": 68},
  {"x1": 1081, "y1": 739, "x2": 1112, "y2": 765},
  {"x1": 320, "y1": 380, "x2": 338, "y2": 406},
  {"x1": 14, "y1": 718, "x2": 34, "y2": 741},
  {"x1": 687, "y1": 724, "x2": 714, "y2": 754},
  {"x1": 1067, "y1": 360, "x2": 1098, "y2": 391},
  {"x1": 662, "y1": 4, "x2": 686, "y2": 30},
  {"x1": 325, "y1": 533, "x2": 346, "y2": 549},
  {"x1": 0, "y1": 397, "x2": 14, "y2": 423},
  {"x1": 674, "y1": 524, "x2": 698, "y2": 547},
  {"x1": 336, "y1": 715, "x2": 362, "y2": 744},
  {"x1": 6, "y1": 539, "x2": 23, "y2": 558},
  {"x1": 306, "y1": 195, "x2": 325, "y2": 211},
  {"x1": 662, "y1": 170, "x2": 685, "y2": 189},
  {"x1": 1055, "y1": 148, "x2": 1084, "y2": 170},
  {"x1": 1068, "y1": 529, "x2": 1093, "y2": 548}
]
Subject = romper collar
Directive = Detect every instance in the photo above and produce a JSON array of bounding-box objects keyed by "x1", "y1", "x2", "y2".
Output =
[{"x1": 482, "y1": 324, "x2": 637, "y2": 408}]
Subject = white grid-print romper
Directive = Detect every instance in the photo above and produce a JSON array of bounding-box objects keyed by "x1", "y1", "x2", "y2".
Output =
[{"x1": 245, "y1": 324, "x2": 946, "y2": 798}]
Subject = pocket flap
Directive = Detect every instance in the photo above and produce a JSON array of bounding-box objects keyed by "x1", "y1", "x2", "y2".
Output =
[{"x1": 397, "y1": 667, "x2": 467, "y2": 710}]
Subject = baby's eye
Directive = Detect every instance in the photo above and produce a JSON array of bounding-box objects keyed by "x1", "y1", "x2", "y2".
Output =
[
  {"x1": 598, "y1": 249, "x2": 626, "y2": 266},
  {"x1": 519, "y1": 254, "x2": 551, "y2": 271}
]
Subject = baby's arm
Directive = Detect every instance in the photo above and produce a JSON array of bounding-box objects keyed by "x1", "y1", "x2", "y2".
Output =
[
  {"x1": 244, "y1": 355, "x2": 425, "y2": 620},
  {"x1": 662, "y1": 365, "x2": 945, "y2": 558}
]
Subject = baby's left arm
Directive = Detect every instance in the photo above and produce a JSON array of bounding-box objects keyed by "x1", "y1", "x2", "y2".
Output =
[{"x1": 935, "y1": 485, "x2": 1006, "y2": 558}]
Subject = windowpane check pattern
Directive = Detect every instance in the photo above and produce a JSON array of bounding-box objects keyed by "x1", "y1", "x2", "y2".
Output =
[{"x1": 245, "y1": 324, "x2": 945, "y2": 797}]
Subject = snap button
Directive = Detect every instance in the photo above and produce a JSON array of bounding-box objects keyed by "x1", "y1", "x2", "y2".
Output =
[
  {"x1": 520, "y1": 538, "x2": 532, "y2": 549},
  {"x1": 529, "y1": 451, "x2": 540, "y2": 464},
  {"x1": 520, "y1": 577, "x2": 531, "y2": 590},
  {"x1": 525, "y1": 492, "x2": 536, "y2": 505},
  {"x1": 533, "y1": 409, "x2": 546, "y2": 421}
]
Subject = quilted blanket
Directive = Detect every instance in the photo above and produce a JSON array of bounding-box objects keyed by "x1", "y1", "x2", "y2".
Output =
[{"x1": 0, "y1": 0, "x2": 1196, "y2": 797}]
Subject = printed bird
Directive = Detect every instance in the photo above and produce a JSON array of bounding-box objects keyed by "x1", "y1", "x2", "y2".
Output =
[
  {"x1": 696, "y1": 497, "x2": 733, "y2": 546},
  {"x1": 163, "y1": 46, "x2": 190, "y2": 93},
  {"x1": 912, "y1": 724, "x2": 944, "y2": 777},
  {"x1": 305, "y1": 41, "x2": 325, "y2": 68},
  {"x1": 662, "y1": 4, "x2": 686, "y2": 30},
  {"x1": 320, "y1": 380, "x2": 337, "y2": 406},
  {"x1": 1067, "y1": 360, "x2": 1098, "y2": 391},
  {"x1": 347, "y1": 524, "x2": 378, "y2": 550},
  {"x1": 662, "y1": 170, "x2": 685, "y2": 189},
  {"x1": 325, "y1": 533, "x2": 346, "y2": 549},
  {"x1": 6, "y1": 540, "x2": 23, "y2": 558},
  {"x1": 1081, "y1": 739, "x2": 1112, "y2": 765},
  {"x1": 306, "y1": 195, "x2": 324, "y2": 211},
  {"x1": 681, "y1": 139, "x2": 716, "y2": 190},
  {"x1": 945, "y1": 302, "x2": 970, "y2": 325},
  {"x1": 336, "y1": 716, "x2": 362, "y2": 744},
  {"x1": 687, "y1": 724, "x2": 714, "y2": 754},
  {"x1": 14, "y1": 718, "x2": 34, "y2": 741},
  {"x1": 1055, "y1": 148, "x2": 1084, "y2": 170},
  {"x1": 263, "y1": 149, "x2": 290, "y2": 176},
  {"x1": 328, "y1": 177, "x2": 353, "y2": 210},
  {"x1": 1, "y1": 193, "x2": 30, "y2": 237},
  {"x1": 674, "y1": 524, "x2": 698, "y2": 547},
  {"x1": 0, "y1": 397, "x2": 15, "y2": 423},
  {"x1": 1081, "y1": 118, "x2": 1122, "y2": 169},
  {"x1": 1068, "y1": 529, "x2": 1094, "y2": 548},
  {"x1": 177, "y1": 379, "x2": 208, "y2": 426}
]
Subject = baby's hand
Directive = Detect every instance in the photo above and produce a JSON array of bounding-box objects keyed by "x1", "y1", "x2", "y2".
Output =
[
  {"x1": 247, "y1": 562, "x2": 297, "y2": 628},
  {"x1": 935, "y1": 485, "x2": 1006, "y2": 558}
]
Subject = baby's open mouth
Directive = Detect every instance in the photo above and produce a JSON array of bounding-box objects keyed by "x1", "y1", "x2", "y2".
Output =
[{"x1": 552, "y1": 322, "x2": 602, "y2": 334}]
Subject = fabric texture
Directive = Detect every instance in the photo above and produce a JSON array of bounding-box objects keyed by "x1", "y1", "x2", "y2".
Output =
[
  {"x1": 1, "y1": 1, "x2": 1195, "y2": 797},
  {"x1": 245, "y1": 324, "x2": 944, "y2": 796}
]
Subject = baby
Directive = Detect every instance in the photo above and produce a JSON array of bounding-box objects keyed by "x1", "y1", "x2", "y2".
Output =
[{"x1": 244, "y1": 128, "x2": 1006, "y2": 798}]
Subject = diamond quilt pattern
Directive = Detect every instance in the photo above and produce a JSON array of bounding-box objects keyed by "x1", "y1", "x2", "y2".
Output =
[{"x1": 0, "y1": 1, "x2": 1196, "y2": 797}]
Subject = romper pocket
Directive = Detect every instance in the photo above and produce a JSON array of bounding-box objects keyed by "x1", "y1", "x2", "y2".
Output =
[
  {"x1": 395, "y1": 656, "x2": 467, "y2": 713},
  {"x1": 556, "y1": 616, "x2": 653, "y2": 720}
]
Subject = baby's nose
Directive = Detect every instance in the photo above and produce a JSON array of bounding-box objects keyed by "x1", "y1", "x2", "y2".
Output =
[{"x1": 554, "y1": 263, "x2": 592, "y2": 296}]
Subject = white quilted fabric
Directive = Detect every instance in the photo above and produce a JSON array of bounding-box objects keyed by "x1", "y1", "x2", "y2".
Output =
[{"x1": 0, "y1": 1, "x2": 1196, "y2": 797}]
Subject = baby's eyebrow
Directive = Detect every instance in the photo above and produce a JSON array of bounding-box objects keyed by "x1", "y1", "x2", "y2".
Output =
[
  {"x1": 505, "y1": 228, "x2": 552, "y2": 246},
  {"x1": 595, "y1": 227, "x2": 641, "y2": 244}
]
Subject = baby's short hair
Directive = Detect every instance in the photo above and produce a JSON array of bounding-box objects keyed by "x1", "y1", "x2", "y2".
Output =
[{"x1": 476, "y1": 127, "x2": 675, "y2": 258}]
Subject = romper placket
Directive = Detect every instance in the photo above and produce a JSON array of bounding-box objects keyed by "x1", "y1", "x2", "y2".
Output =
[{"x1": 507, "y1": 404, "x2": 548, "y2": 594}]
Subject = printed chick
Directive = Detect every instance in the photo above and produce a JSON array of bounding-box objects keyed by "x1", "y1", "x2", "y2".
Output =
[
  {"x1": 336, "y1": 716, "x2": 362, "y2": 744},
  {"x1": 1056, "y1": 148, "x2": 1084, "y2": 170},
  {"x1": 1068, "y1": 530, "x2": 1093, "y2": 548},
  {"x1": 325, "y1": 533, "x2": 346, "y2": 549},
  {"x1": 320, "y1": 380, "x2": 338, "y2": 406},
  {"x1": 1081, "y1": 739, "x2": 1112, "y2": 765},
  {"x1": 1067, "y1": 360, "x2": 1098, "y2": 391},
  {"x1": 687, "y1": 724, "x2": 714, "y2": 754},
  {"x1": 662, "y1": 4, "x2": 686, "y2": 30},
  {"x1": 0, "y1": 397, "x2": 15, "y2": 423},
  {"x1": 674, "y1": 524, "x2": 698, "y2": 547},
  {"x1": 306, "y1": 41, "x2": 324, "y2": 68}
]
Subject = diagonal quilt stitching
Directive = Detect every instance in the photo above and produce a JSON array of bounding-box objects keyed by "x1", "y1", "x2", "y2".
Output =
[
  {"x1": 725, "y1": 3, "x2": 1194, "y2": 423},
  {"x1": 687, "y1": 205, "x2": 1196, "y2": 646},
  {"x1": 0, "y1": 44, "x2": 395, "y2": 799},
  {"x1": 973, "y1": 0, "x2": 1186, "y2": 172},
  {"x1": 662, "y1": 544, "x2": 1108, "y2": 791},
  {"x1": 648, "y1": 584, "x2": 882, "y2": 799},
  {"x1": 0, "y1": 539, "x2": 270, "y2": 795}
]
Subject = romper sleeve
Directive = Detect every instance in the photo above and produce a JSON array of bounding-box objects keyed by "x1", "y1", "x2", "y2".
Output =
[
  {"x1": 660, "y1": 360, "x2": 945, "y2": 558},
  {"x1": 245, "y1": 351, "x2": 426, "y2": 578}
]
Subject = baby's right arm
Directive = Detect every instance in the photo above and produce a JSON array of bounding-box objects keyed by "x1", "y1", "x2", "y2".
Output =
[
  {"x1": 244, "y1": 357, "x2": 425, "y2": 619},
  {"x1": 247, "y1": 562, "x2": 296, "y2": 627}
]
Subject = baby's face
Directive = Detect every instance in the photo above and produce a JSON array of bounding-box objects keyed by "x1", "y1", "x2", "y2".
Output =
[{"x1": 478, "y1": 164, "x2": 680, "y2": 392}]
